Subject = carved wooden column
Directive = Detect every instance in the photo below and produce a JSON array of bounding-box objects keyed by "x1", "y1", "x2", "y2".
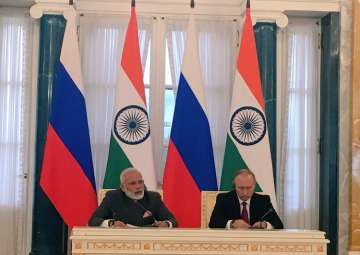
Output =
[{"x1": 351, "y1": 0, "x2": 360, "y2": 252}]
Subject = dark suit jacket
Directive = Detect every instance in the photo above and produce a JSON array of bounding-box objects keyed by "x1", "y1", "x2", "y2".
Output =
[
  {"x1": 209, "y1": 191, "x2": 283, "y2": 229},
  {"x1": 88, "y1": 189, "x2": 177, "y2": 227}
]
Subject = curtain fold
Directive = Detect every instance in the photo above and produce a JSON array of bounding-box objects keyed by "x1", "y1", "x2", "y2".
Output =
[
  {"x1": 278, "y1": 18, "x2": 320, "y2": 229},
  {"x1": 0, "y1": 9, "x2": 33, "y2": 255},
  {"x1": 166, "y1": 18, "x2": 187, "y2": 95},
  {"x1": 79, "y1": 14, "x2": 152, "y2": 189}
]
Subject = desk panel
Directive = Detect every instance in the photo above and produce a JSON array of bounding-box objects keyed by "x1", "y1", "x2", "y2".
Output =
[{"x1": 71, "y1": 227, "x2": 328, "y2": 255}]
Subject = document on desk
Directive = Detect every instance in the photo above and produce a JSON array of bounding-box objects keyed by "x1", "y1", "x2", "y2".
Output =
[
  {"x1": 126, "y1": 224, "x2": 139, "y2": 228},
  {"x1": 125, "y1": 224, "x2": 158, "y2": 228}
]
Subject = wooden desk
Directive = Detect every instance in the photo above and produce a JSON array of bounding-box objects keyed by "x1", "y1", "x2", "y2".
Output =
[{"x1": 71, "y1": 227, "x2": 329, "y2": 255}]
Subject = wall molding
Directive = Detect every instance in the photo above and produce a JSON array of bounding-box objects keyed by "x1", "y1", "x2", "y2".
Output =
[{"x1": 32, "y1": 0, "x2": 340, "y2": 28}]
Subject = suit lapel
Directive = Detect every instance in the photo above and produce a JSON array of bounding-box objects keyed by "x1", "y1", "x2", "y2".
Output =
[
  {"x1": 117, "y1": 191, "x2": 147, "y2": 225},
  {"x1": 249, "y1": 193, "x2": 262, "y2": 225},
  {"x1": 230, "y1": 191, "x2": 241, "y2": 219}
]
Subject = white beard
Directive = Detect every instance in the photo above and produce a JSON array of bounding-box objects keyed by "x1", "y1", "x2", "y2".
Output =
[{"x1": 125, "y1": 190, "x2": 144, "y2": 200}]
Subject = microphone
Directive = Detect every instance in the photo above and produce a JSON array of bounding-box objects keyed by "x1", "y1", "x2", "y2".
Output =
[
  {"x1": 248, "y1": 208, "x2": 275, "y2": 229},
  {"x1": 260, "y1": 208, "x2": 274, "y2": 221}
]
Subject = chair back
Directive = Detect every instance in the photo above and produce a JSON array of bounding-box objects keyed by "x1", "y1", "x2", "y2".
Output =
[
  {"x1": 97, "y1": 189, "x2": 114, "y2": 205},
  {"x1": 201, "y1": 191, "x2": 225, "y2": 228}
]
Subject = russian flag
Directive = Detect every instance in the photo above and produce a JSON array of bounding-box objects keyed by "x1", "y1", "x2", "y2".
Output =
[
  {"x1": 163, "y1": 15, "x2": 218, "y2": 228},
  {"x1": 40, "y1": 10, "x2": 97, "y2": 227}
]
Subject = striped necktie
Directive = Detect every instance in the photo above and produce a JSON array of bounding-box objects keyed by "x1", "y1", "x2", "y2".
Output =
[{"x1": 241, "y1": 201, "x2": 249, "y2": 223}]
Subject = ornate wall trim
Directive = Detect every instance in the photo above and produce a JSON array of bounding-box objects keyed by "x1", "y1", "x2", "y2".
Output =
[{"x1": 32, "y1": 0, "x2": 340, "y2": 28}]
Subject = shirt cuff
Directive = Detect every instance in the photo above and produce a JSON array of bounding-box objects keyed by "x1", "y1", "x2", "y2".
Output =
[
  {"x1": 265, "y1": 221, "x2": 273, "y2": 229},
  {"x1": 101, "y1": 219, "x2": 110, "y2": 228},
  {"x1": 166, "y1": 221, "x2": 173, "y2": 228},
  {"x1": 226, "y1": 220, "x2": 233, "y2": 229}
]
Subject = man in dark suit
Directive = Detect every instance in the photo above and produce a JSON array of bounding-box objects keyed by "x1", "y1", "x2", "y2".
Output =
[
  {"x1": 209, "y1": 169, "x2": 283, "y2": 229},
  {"x1": 88, "y1": 168, "x2": 177, "y2": 228}
]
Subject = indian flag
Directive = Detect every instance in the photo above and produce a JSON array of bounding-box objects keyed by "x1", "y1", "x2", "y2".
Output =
[
  {"x1": 103, "y1": 3, "x2": 157, "y2": 190},
  {"x1": 220, "y1": 0, "x2": 277, "y2": 209}
]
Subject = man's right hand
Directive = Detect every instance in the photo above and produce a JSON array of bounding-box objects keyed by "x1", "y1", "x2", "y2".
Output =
[
  {"x1": 112, "y1": 220, "x2": 127, "y2": 228},
  {"x1": 230, "y1": 219, "x2": 251, "y2": 229}
]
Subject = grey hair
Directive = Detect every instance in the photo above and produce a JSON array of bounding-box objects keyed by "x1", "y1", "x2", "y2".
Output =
[
  {"x1": 233, "y1": 168, "x2": 256, "y2": 182},
  {"x1": 120, "y1": 167, "x2": 141, "y2": 184}
]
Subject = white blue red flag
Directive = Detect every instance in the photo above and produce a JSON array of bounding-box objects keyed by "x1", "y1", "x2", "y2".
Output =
[
  {"x1": 40, "y1": 10, "x2": 97, "y2": 227},
  {"x1": 163, "y1": 15, "x2": 218, "y2": 228}
]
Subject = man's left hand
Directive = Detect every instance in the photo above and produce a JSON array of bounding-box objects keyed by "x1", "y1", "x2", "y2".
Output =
[
  {"x1": 251, "y1": 221, "x2": 267, "y2": 229},
  {"x1": 152, "y1": 221, "x2": 170, "y2": 228}
]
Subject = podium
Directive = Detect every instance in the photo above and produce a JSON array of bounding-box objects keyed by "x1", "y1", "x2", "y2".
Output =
[{"x1": 70, "y1": 227, "x2": 329, "y2": 255}]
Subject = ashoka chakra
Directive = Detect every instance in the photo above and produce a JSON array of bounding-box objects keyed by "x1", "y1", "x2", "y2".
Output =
[
  {"x1": 230, "y1": 106, "x2": 266, "y2": 146},
  {"x1": 114, "y1": 105, "x2": 150, "y2": 145}
]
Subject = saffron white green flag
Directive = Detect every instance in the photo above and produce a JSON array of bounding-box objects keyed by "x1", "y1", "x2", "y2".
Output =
[
  {"x1": 103, "y1": 4, "x2": 157, "y2": 190},
  {"x1": 220, "y1": 1, "x2": 277, "y2": 209}
]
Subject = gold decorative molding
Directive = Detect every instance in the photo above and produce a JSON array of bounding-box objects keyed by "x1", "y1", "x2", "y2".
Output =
[
  {"x1": 142, "y1": 242, "x2": 153, "y2": 250},
  {"x1": 153, "y1": 241, "x2": 246, "y2": 252},
  {"x1": 316, "y1": 244, "x2": 324, "y2": 253},
  {"x1": 70, "y1": 228, "x2": 329, "y2": 255},
  {"x1": 250, "y1": 244, "x2": 259, "y2": 251},
  {"x1": 351, "y1": 0, "x2": 360, "y2": 251},
  {"x1": 73, "y1": 242, "x2": 82, "y2": 250},
  {"x1": 86, "y1": 241, "x2": 141, "y2": 250},
  {"x1": 75, "y1": 240, "x2": 327, "y2": 253},
  {"x1": 261, "y1": 244, "x2": 312, "y2": 252}
]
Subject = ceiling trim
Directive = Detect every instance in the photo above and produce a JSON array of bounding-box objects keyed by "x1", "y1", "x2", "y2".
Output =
[{"x1": 31, "y1": 0, "x2": 340, "y2": 28}]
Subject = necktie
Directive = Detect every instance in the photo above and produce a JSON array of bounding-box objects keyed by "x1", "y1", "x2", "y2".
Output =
[{"x1": 241, "y1": 201, "x2": 249, "y2": 223}]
